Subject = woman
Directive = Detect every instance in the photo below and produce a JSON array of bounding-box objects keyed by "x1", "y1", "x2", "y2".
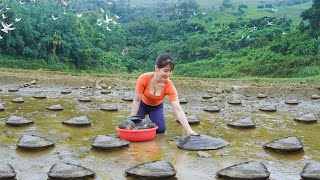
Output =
[{"x1": 129, "y1": 53, "x2": 198, "y2": 136}]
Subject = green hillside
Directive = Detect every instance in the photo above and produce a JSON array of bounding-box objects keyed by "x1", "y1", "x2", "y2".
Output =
[
  {"x1": 0, "y1": 0, "x2": 319, "y2": 78},
  {"x1": 128, "y1": 0, "x2": 311, "y2": 23}
]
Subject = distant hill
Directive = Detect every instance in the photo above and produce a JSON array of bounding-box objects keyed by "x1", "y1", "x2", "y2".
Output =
[
  {"x1": 0, "y1": 0, "x2": 318, "y2": 78},
  {"x1": 117, "y1": 0, "x2": 311, "y2": 24},
  {"x1": 123, "y1": 0, "x2": 311, "y2": 8}
]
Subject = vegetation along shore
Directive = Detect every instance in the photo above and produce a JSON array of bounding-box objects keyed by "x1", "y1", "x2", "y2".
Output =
[{"x1": 0, "y1": 0, "x2": 319, "y2": 78}]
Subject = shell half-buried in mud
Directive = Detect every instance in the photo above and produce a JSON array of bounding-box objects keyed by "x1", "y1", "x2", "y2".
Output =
[
  {"x1": 177, "y1": 135, "x2": 228, "y2": 151},
  {"x1": 48, "y1": 162, "x2": 95, "y2": 179},
  {"x1": 264, "y1": 136, "x2": 304, "y2": 153},
  {"x1": 126, "y1": 160, "x2": 176, "y2": 179},
  {"x1": 91, "y1": 135, "x2": 130, "y2": 150},
  {"x1": 17, "y1": 135, "x2": 54, "y2": 150},
  {"x1": 217, "y1": 161, "x2": 270, "y2": 180}
]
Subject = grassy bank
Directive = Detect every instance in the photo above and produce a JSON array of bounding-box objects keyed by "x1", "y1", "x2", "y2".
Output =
[{"x1": 1, "y1": 67, "x2": 319, "y2": 85}]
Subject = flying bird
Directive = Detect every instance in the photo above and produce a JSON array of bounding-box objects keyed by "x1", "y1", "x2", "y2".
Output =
[
  {"x1": 52, "y1": 15, "x2": 59, "y2": 20},
  {"x1": 0, "y1": 35, "x2": 3, "y2": 39},
  {"x1": 19, "y1": 0, "x2": 25, "y2": 5},
  {"x1": 104, "y1": 13, "x2": 113, "y2": 24},
  {"x1": 62, "y1": 0, "x2": 72, "y2": 6},
  {"x1": 249, "y1": 26, "x2": 257, "y2": 32},
  {"x1": 15, "y1": 18, "x2": 21, "y2": 22},
  {"x1": 1, "y1": 21, "x2": 15, "y2": 33},
  {"x1": 0, "y1": 5, "x2": 10, "y2": 11},
  {"x1": 106, "y1": 1, "x2": 112, "y2": 5},
  {"x1": 2, "y1": 14, "x2": 7, "y2": 19},
  {"x1": 97, "y1": 21, "x2": 102, "y2": 26},
  {"x1": 106, "y1": 26, "x2": 111, "y2": 31},
  {"x1": 267, "y1": 21, "x2": 273, "y2": 26},
  {"x1": 76, "y1": 13, "x2": 82, "y2": 18},
  {"x1": 121, "y1": 48, "x2": 126, "y2": 56}
]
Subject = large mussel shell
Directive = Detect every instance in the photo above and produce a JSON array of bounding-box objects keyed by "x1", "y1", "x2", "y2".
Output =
[{"x1": 127, "y1": 115, "x2": 142, "y2": 124}]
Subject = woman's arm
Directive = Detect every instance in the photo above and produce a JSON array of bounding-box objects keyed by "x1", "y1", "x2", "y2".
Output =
[
  {"x1": 171, "y1": 100, "x2": 198, "y2": 136},
  {"x1": 130, "y1": 92, "x2": 142, "y2": 116}
]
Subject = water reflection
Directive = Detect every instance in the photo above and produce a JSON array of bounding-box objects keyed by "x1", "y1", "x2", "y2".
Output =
[
  {"x1": 119, "y1": 135, "x2": 168, "y2": 163},
  {"x1": 15, "y1": 147, "x2": 55, "y2": 158},
  {"x1": 264, "y1": 149, "x2": 305, "y2": 161},
  {"x1": 90, "y1": 146, "x2": 130, "y2": 158},
  {"x1": 1, "y1": 91, "x2": 320, "y2": 179}
]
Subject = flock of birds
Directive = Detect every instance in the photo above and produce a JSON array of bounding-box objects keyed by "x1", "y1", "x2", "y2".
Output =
[
  {"x1": 1, "y1": 1, "x2": 286, "y2": 44},
  {"x1": 208, "y1": 18, "x2": 278, "y2": 41},
  {"x1": 189, "y1": 6, "x2": 281, "y2": 40},
  {"x1": 0, "y1": 5, "x2": 13, "y2": 40},
  {"x1": 0, "y1": 0, "x2": 120, "y2": 40}
]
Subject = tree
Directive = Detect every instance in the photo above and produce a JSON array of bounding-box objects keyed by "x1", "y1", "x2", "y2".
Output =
[
  {"x1": 220, "y1": 0, "x2": 234, "y2": 11},
  {"x1": 176, "y1": 0, "x2": 200, "y2": 19},
  {"x1": 301, "y1": 0, "x2": 320, "y2": 34}
]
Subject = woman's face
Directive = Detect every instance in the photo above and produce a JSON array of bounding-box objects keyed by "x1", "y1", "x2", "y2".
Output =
[{"x1": 155, "y1": 64, "x2": 172, "y2": 81}]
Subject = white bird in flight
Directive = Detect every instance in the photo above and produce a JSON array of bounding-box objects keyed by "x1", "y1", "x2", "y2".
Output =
[
  {"x1": 104, "y1": 13, "x2": 113, "y2": 24},
  {"x1": 106, "y1": 26, "x2": 111, "y2": 31},
  {"x1": 52, "y1": 15, "x2": 59, "y2": 20},
  {"x1": 97, "y1": 21, "x2": 102, "y2": 26},
  {"x1": 0, "y1": 35, "x2": 3, "y2": 39},
  {"x1": 76, "y1": 13, "x2": 82, "y2": 18},
  {"x1": 0, "y1": 5, "x2": 10, "y2": 11},
  {"x1": 249, "y1": 26, "x2": 257, "y2": 32},
  {"x1": 1, "y1": 21, "x2": 15, "y2": 33},
  {"x1": 121, "y1": 48, "x2": 126, "y2": 56},
  {"x1": 2, "y1": 14, "x2": 7, "y2": 19},
  {"x1": 15, "y1": 18, "x2": 21, "y2": 22},
  {"x1": 106, "y1": 1, "x2": 112, "y2": 5},
  {"x1": 19, "y1": 0, "x2": 25, "y2": 5},
  {"x1": 62, "y1": 0, "x2": 72, "y2": 6},
  {"x1": 267, "y1": 21, "x2": 273, "y2": 26}
]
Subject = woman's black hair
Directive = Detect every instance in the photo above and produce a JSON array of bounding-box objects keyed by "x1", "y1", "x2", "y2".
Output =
[{"x1": 155, "y1": 53, "x2": 175, "y2": 71}]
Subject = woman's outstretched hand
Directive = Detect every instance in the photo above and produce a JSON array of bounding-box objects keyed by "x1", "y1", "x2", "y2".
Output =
[{"x1": 187, "y1": 130, "x2": 198, "y2": 136}]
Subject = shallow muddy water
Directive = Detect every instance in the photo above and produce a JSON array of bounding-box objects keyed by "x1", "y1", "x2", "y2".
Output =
[{"x1": 0, "y1": 70, "x2": 319, "y2": 180}]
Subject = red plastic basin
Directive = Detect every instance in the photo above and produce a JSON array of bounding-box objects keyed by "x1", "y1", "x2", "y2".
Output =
[{"x1": 116, "y1": 126, "x2": 158, "y2": 142}]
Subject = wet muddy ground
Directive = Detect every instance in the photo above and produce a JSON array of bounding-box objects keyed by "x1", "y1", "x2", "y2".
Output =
[{"x1": 0, "y1": 69, "x2": 319, "y2": 180}]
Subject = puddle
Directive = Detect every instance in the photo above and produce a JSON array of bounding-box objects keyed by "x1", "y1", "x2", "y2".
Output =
[{"x1": 0, "y1": 78, "x2": 319, "y2": 179}]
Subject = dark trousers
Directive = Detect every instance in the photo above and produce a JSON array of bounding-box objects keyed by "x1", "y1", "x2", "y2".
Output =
[{"x1": 137, "y1": 101, "x2": 166, "y2": 133}]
